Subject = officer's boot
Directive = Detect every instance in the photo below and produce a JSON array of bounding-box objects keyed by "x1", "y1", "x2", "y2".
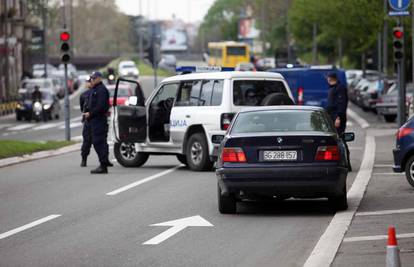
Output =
[
  {"x1": 91, "y1": 165, "x2": 108, "y2": 174},
  {"x1": 80, "y1": 156, "x2": 87, "y2": 167},
  {"x1": 105, "y1": 161, "x2": 114, "y2": 167}
]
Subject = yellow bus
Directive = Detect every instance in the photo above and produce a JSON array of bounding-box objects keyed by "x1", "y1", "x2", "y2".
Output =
[{"x1": 207, "y1": 42, "x2": 250, "y2": 68}]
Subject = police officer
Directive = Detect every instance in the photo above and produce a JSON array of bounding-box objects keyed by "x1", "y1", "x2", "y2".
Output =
[
  {"x1": 83, "y1": 71, "x2": 112, "y2": 174},
  {"x1": 32, "y1": 85, "x2": 42, "y2": 101},
  {"x1": 80, "y1": 78, "x2": 93, "y2": 167},
  {"x1": 326, "y1": 72, "x2": 351, "y2": 171}
]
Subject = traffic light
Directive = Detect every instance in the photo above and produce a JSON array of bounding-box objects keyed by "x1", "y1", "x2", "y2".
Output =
[
  {"x1": 60, "y1": 31, "x2": 71, "y2": 63},
  {"x1": 393, "y1": 27, "x2": 404, "y2": 62}
]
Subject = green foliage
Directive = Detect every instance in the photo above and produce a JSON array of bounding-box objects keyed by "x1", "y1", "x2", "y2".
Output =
[{"x1": 0, "y1": 140, "x2": 76, "y2": 159}]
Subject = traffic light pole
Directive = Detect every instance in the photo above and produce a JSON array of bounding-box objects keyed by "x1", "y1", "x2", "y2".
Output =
[
  {"x1": 64, "y1": 63, "x2": 71, "y2": 141},
  {"x1": 397, "y1": 61, "x2": 406, "y2": 126}
]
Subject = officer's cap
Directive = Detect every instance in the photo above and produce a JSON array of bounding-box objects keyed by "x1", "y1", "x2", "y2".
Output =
[
  {"x1": 327, "y1": 72, "x2": 338, "y2": 80},
  {"x1": 90, "y1": 71, "x2": 103, "y2": 79}
]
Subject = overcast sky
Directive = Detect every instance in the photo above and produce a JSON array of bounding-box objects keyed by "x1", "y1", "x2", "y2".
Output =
[{"x1": 115, "y1": 0, "x2": 215, "y2": 23}]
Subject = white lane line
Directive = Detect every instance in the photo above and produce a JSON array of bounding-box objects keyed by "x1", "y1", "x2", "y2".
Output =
[
  {"x1": 343, "y1": 233, "x2": 414, "y2": 243},
  {"x1": 7, "y1": 123, "x2": 35, "y2": 131},
  {"x1": 70, "y1": 115, "x2": 83, "y2": 122},
  {"x1": 106, "y1": 165, "x2": 182, "y2": 196},
  {"x1": 347, "y1": 109, "x2": 370, "y2": 129},
  {"x1": 0, "y1": 214, "x2": 61, "y2": 240},
  {"x1": 304, "y1": 135, "x2": 376, "y2": 267},
  {"x1": 348, "y1": 147, "x2": 363, "y2": 151},
  {"x1": 32, "y1": 122, "x2": 63, "y2": 131},
  {"x1": 58, "y1": 121, "x2": 83, "y2": 129},
  {"x1": 356, "y1": 208, "x2": 414, "y2": 217},
  {"x1": 0, "y1": 124, "x2": 12, "y2": 130},
  {"x1": 375, "y1": 164, "x2": 393, "y2": 168},
  {"x1": 346, "y1": 121, "x2": 354, "y2": 127},
  {"x1": 374, "y1": 172, "x2": 402, "y2": 175}
]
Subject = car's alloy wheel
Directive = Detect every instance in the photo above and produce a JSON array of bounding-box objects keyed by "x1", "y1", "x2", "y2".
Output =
[
  {"x1": 114, "y1": 142, "x2": 149, "y2": 168},
  {"x1": 186, "y1": 133, "x2": 213, "y2": 171},
  {"x1": 404, "y1": 155, "x2": 414, "y2": 188}
]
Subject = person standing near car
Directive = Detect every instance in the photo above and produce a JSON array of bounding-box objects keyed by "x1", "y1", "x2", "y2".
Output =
[
  {"x1": 79, "y1": 78, "x2": 93, "y2": 167},
  {"x1": 83, "y1": 71, "x2": 113, "y2": 174},
  {"x1": 326, "y1": 72, "x2": 351, "y2": 170}
]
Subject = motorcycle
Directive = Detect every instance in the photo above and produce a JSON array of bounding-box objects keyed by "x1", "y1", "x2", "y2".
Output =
[{"x1": 32, "y1": 100, "x2": 45, "y2": 122}]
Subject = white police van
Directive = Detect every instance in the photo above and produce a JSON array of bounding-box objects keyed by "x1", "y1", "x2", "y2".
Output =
[{"x1": 111, "y1": 66, "x2": 294, "y2": 171}]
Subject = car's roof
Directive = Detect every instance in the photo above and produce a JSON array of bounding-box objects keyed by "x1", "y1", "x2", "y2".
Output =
[
  {"x1": 161, "y1": 71, "x2": 284, "y2": 83},
  {"x1": 239, "y1": 105, "x2": 325, "y2": 113}
]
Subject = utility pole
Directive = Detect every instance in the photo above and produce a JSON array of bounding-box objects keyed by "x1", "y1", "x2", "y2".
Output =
[
  {"x1": 383, "y1": 0, "x2": 388, "y2": 77},
  {"x1": 312, "y1": 23, "x2": 318, "y2": 65},
  {"x1": 42, "y1": 0, "x2": 48, "y2": 78},
  {"x1": 4, "y1": 0, "x2": 10, "y2": 100},
  {"x1": 260, "y1": 0, "x2": 266, "y2": 56},
  {"x1": 378, "y1": 33, "x2": 382, "y2": 75},
  {"x1": 138, "y1": 0, "x2": 143, "y2": 60}
]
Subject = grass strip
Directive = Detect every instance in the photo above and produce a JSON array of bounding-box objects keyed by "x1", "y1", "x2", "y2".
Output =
[{"x1": 0, "y1": 140, "x2": 76, "y2": 159}]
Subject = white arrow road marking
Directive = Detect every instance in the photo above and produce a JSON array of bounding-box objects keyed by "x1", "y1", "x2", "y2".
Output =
[
  {"x1": 143, "y1": 215, "x2": 213, "y2": 245},
  {"x1": 0, "y1": 214, "x2": 61, "y2": 240}
]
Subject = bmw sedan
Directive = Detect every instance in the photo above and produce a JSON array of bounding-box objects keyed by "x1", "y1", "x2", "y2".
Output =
[{"x1": 216, "y1": 106, "x2": 354, "y2": 214}]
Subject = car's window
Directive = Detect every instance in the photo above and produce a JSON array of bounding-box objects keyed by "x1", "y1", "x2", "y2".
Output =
[
  {"x1": 233, "y1": 80, "x2": 288, "y2": 106},
  {"x1": 190, "y1": 80, "x2": 202, "y2": 106},
  {"x1": 211, "y1": 80, "x2": 224, "y2": 106},
  {"x1": 175, "y1": 80, "x2": 202, "y2": 106},
  {"x1": 151, "y1": 83, "x2": 179, "y2": 106},
  {"x1": 109, "y1": 88, "x2": 130, "y2": 97},
  {"x1": 199, "y1": 80, "x2": 214, "y2": 106},
  {"x1": 227, "y1": 46, "x2": 246, "y2": 56},
  {"x1": 231, "y1": 110, "x2": 334, "y2": 134}
]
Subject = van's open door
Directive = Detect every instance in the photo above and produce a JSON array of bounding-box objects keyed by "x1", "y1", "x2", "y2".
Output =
[{"x1": 112, "y1": 78, "x2": 147, "y2": 143}]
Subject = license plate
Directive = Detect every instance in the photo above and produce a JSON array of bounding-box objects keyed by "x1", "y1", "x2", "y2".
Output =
[
  {"x1": 388, "y1": 108, "x2": 397, "y2": 113},
  {"x1": 263, "y1": 151, "x2": 297, "y2": 161}
]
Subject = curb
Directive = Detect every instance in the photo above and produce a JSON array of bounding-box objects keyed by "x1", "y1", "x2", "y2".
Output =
[{"x1": 0, "y1": 143, "x2": 81, "y2": 168}]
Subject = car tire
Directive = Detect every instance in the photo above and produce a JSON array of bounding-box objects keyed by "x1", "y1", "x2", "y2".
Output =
[
  {"x1": 329, "y1": 185, "x2": 348, "y2": 211},
  {"x1": 218, "y1": 184, "x2": 236, "y2": 214},
  {"x1": 114, "y1": 142, "x2": 149, "y2": 168},
  {"x1": 261, "y1": 93, "x2": 294, "y2": 106},
  {"x1": 186, "y1": 133, "x2": 213, "y2": 171},
  {"x1": 384, "y1": 115, "x2": 396, "y2": 123},
  {"x1": 176, "y1": 154, "x2": 188, "y2": 166},
  {"x1": 16, "y1": 114, "x2": 22, "y2": 121},
  {"x1": 404, "y1": 155, "x2": 414, "y2": 188}
]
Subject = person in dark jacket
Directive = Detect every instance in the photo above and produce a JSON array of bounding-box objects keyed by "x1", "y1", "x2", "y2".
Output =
[
  {"x1": 32, "y1": 86, "x2": 42, "y2": 101},
  {"x1": 79, "y1": 78, "x2": 93, "y2": 167},
  {"x1": 326, "y1": 72, "x2": 351, "y2": 171},
  {"x1": 83, "y1": 71, "x2": 112, "y2": 174}
]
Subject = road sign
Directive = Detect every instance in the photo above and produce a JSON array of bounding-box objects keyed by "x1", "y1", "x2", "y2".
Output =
[
  {"x1": 142, "y1": 215, "x2": 213, "y2": 245},
  {"x1": 388, "y1": 0, "x2": 411, "y2": 16}
]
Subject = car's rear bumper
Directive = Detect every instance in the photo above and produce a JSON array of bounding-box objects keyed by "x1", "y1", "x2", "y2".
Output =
[{"x1": 216, "y1": 164, "x2": 347, "y2": 198}]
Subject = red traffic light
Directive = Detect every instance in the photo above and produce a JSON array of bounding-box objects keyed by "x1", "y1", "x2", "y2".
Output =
[
  {"x1": 60, "y1": 31, "x2": 70, "y2": 42},
  {"x1": 393, "y1": 30, "x2": 404, "y2": 39}
]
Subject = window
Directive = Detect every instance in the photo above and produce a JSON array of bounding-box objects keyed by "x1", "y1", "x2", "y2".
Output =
[
  {"x1": 227, "y1": 46, "x2": 246, "y2": 56},
  {"x1": 231, "y1": 110, "x2": 333, "y2": 134},
  {"x1": 151, "y1": 83, "x2": 179, "y2": 106},
  {"x1": 175, "y1": 81, "x2": 193, "y2": 106},
  {"x1": 211, "y1": 80, "x2": 224, "y2": 106},
  {"x1": 190, "y1": 80, "x2": 202, "y2": 105},
  {"x1": 233, "y1": 80, "x2": 287, "y2": 106},
  {"x1": 199, "y1": 80, "x2": 214, "y2": 106}
]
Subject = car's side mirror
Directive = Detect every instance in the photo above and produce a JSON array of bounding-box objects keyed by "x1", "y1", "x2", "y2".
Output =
[
  {"x1": 128, "y1": 96, "x2": 138, "y2": 106},
  {"x1": 343, "y1": 132, "x2": 355, "y2": 142}
]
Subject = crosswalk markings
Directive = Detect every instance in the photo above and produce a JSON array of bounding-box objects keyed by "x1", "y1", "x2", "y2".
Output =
[
  {"x1": 32, "y1": 122, "x2": 63, "y2": 131},
  {"x1": 7, "y1": 123, "x2": 36, "y2": 131},
  {"x1": 58, "y1": 121, "x2": 83, "y2": 129},
  {"x1": 0, "y1": 124, "x2": 13, "y2": 130}
]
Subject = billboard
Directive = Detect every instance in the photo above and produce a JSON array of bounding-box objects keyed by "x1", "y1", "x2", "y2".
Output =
[
  {"x1": 238, "y1": 18, "x2": 260, "y2": 40},
  {"x1": 161, "y1": 26, "x2": 188, "y2": 52}
]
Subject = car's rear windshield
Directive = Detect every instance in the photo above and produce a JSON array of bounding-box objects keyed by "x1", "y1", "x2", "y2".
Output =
[
  {"x1": 109, "y1": 88, "x2": 130, "y2": 97},
  {"x1": 231, "y1": 110, "x2": 334, "y2": 134},
  {"x1": 227, "y1": 46, "x2": 246, "y2": 56},
  {"x1": 233, "y1": 80, "x2": 288, "y2": 106}
]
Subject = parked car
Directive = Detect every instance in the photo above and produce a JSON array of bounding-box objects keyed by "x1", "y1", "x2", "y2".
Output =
[
  {"x1": 158, "y1": 55, "x2": 177, "y2": 72},
  {"x1": 377, "y1": 83, "x2": 414, "y2": 122},
  {"x1": 215, "y1": 106, "x2": 354, "y2": 213},
  {"x1": 118, "y1": 60, "x2": 139, "y2": 79},
  {"x1": 393, "y1": 116, "x2": 414, "y2": 187},
  {"x1": 358, "y1": 79, "x2": 382, "y2": 111},
  {"x1": 256, "y1": 57, "x2": 276, "y2": 71}
]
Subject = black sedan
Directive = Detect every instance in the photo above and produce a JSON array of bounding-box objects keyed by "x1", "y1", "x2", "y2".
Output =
[{"x1": 216, "y1": 106, "x2": 354, "y2": 214}]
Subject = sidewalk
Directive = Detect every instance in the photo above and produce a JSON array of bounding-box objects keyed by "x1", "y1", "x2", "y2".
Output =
[{"x1": 333, "y1": 128, "x2": 414, "y2": 266}]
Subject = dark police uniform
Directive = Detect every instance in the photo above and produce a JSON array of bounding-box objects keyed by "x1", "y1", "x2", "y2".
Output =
[
  {"x1": 326, "y1": 81, "x2": 348, "y2": 135},
  {"x1": 80, "y1": 89, "x2": 92, "y2": 164},
  {"x1": 88, "y1": 81, "x2": 110, "y2": 169}
]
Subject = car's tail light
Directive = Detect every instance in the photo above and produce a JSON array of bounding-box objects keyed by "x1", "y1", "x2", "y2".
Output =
[
  {"x1": 221, "y1": 113, "x2": 235, "y2": 130},
  {"x1": 298, "y1": 87, "x2": 304, "y2": 105},
  {"x1": 315, "y1": 146, "x2": 340, "y2": 161},
  {"x1": 221, "y1": 147, "x2": 247, "y2": 163},
  {"x1": 397, "y1": 127, "x2": 414, "y2": 140}
]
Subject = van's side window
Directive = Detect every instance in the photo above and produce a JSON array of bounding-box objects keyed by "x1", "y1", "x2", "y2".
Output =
[
  {"x1": 190, "y1": 80, "x2": 202, "y2": 106},
  {"x1": 175, "y1": 81, "x2": 193, "y2": 106},
  {"x1": 211, "y1": 80, "x2": 224, "y2": 106},
  {"x1": 199, "y1": 80, "x2": 214, "y2": 106}
]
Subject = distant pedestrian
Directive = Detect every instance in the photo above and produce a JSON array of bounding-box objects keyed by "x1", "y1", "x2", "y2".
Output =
[
  {"x1": 83, "y1": 71, "x2": 112, "y2": 174},
  {"x1": 326, "y1": 72, "x2": 351, "y2": 171},
  {"x1": 80, "y1": 78, "x2": 93, "y2": 167}
]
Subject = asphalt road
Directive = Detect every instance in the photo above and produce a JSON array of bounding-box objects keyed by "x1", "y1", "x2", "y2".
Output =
[
  {"x1": 0, "y1": 76, "x2": 158, "y2": 142},
  {"x1": 0, "y1": 106, "x2": 367, "y2": 266}
]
